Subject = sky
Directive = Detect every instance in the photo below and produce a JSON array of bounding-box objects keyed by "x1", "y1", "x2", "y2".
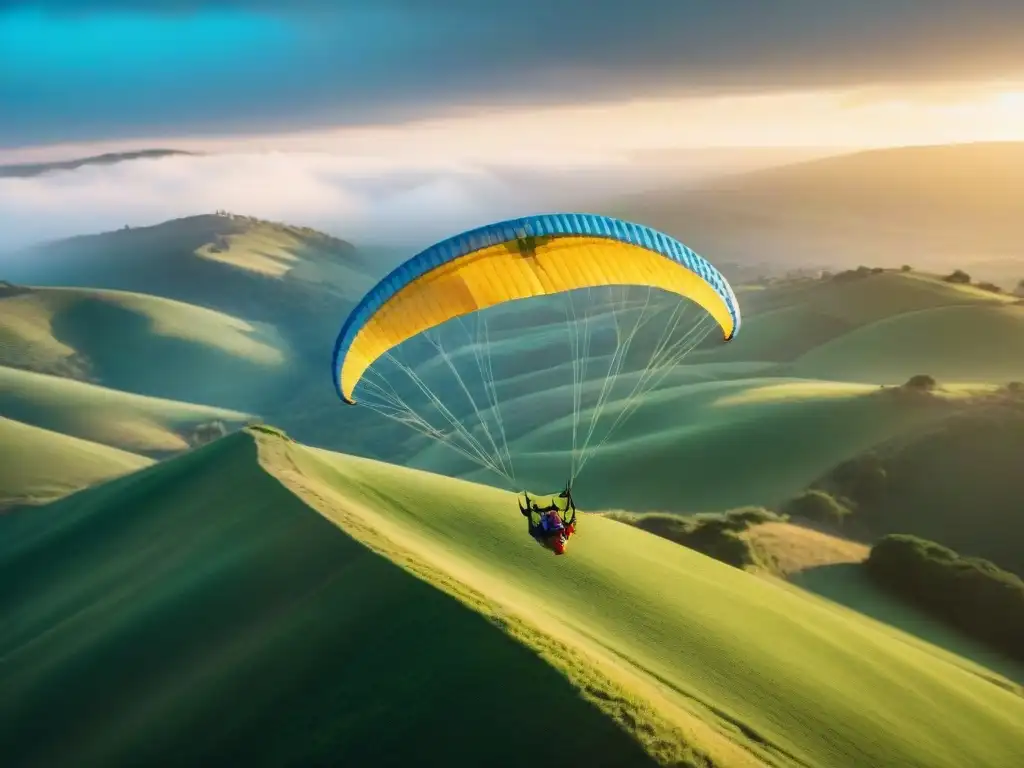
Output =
[{"x1": 1, "y1": 1, "x2": 1023, "y2": 249}]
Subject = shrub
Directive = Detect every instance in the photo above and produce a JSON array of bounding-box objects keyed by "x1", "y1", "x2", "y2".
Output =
[
  {"x1": 782, "y1": 490, "x2": 852, "y2": 526},
  {"x1": 976, "y1": 281, "x2": 1002, "y2": 293},
  {"x1": 943, "y1": 269, "x2": 971, "y2": 284},
  {"x1": 865, "y1": 534, "x2": 1024, "y2": 662},
  {"x1": 903, "y1": 374, "x2": 937, "y2": 392},
  {"x1": 722, "y1": 506, "x2": 786, "y2": 529},
  {"x1": 833, "y1": 266, "x2": 874, "y2": 281},
  {"x1": 900, "y1": 265, "x2": 913, "y2": 272},
  {"x1": 617, "y1": 507, "x2": 783, "y2": 569}
]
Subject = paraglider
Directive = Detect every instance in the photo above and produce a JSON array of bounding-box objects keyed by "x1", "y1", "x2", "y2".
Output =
[
  {"x1": 331, "y1": 212, "x2": 742, "y2": 554},
  {"x1": 519, "y1": 483, "x2": 578, "y2": 555}
]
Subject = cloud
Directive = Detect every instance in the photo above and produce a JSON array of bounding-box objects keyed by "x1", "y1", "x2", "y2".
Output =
[
  {"x1": 0, "y1": 150, "x2": 654, "y2": 253},
  {"x1": 3, "y1": 1, "x2": 1024, "y2": 147},
  {"x1": 5, "y1": 76, "x2": 1024, "y2": 253}
]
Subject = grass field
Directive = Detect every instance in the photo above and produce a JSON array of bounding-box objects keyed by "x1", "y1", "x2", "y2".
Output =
[
  {"x1": 0, "y1": 366, "x2": 251, "y2": 455},
  {"x1": 0, "y1": 284, "x2": 289, "y2": 409},
  {"x1": 0, "y1": 416, "x2": 151, "y2": 509},
  {"x1": 0, "y1": 285, "x2": 284, "y2": 374},
  {"x1": 281, "y1": 430, "x2": 1024, "y2": 767},
  {"x1": 0, "y1": 433, "x2": 658, "y2": 768},
  {"x1": 741, "y1": 521, "x2": 870, "y2": 577},
  {"x1": 792, "y1": 303, "x2": 1024, "y2": 384},
  {"x1": 4, "y1": 429, "x2": 1022, "y2": 767}
]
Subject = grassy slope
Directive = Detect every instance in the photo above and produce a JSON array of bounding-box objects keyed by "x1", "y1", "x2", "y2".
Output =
[
  {"x1": 792, "y1": 303, "x2": 1024, "y2": 384},
  {"x1": 278, "y1": 433, "x2": 1024, "y2": 768},
  {"x1": 5, "y1": 214, "x2": 371, "y2": 316},
  {"x1": 0, "y1": 366, "x2": 251, "y2": 455},
  {"x1": 1, "y1": 215, "x2": 376, "y2": 423},
  {"x1": 793, "y1": 564, "x2": 1024, "y2": 691},
  {"x1": 438, "y1": 378, "x2": 966, "y2": 512},
  {"x1": 741, "y1": 522, "x2": 870, "y2": 577},
  {"x1": 0, "y1": 284, "x2": 288, "y2": 408},
  {"x1": 0, "y1": 416, "x2": 151, "y2": 509},
  {"x1": 0, "y1": 433, "x2": 656, "y2": 768}
]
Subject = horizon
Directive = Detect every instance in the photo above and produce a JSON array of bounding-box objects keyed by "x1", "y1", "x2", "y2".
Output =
[{"x1": 1, "y1": 2, "x2": 1022, "y2": 252}]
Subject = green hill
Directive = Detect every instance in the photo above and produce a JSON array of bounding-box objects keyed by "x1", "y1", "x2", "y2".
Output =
[
  {"x1": 420, "y1": 377, "x2": 974, "y2": 512},
  {"x1": 792, "y1": 303, "x2": 1024, "y2": 384},
  {"x1": 4, "y1": 214, "x2": 372, "y2": 313},
  {"x1": 0, "y1": 283, "x2": 289, "y2": 409},
  {"x1": 1, "y1": 215, "x2": 379, "y2": 417},
  {"x1": 0, "y1": 416, "x2": 151, "y2": 509},
  {"x1": 0, "y1": 366, "x2": 251, "y2": 456},
  {"x1": 0, "y1": 432, "x2": 659, "y2": 768},
  {"x1": 3, "y1": 219, "x2": 1019, "y2": 523},
  {"x1": 5, "y1": 429, "x2": 1021, "y2": 767}
]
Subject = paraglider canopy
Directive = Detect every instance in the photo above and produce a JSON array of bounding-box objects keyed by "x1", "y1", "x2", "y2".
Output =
[
  {"x1": 332, "y1": 213, "x2": 740, "y2": 406},
  {"x1": 330, "y1": 212, "x2": 741, "y2": 491}
]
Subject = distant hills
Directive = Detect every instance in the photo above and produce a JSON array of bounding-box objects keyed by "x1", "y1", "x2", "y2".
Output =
[
  {"x1": 0, "y1": 149, "x2": 196, "y2": 178},
  {"x1": 617, "y1": 142, "x2": 1024, "y2": 285}
]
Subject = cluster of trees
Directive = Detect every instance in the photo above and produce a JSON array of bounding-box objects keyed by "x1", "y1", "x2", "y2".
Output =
[
  {"x1": 832, "y1": 265, "x2": 886, "y2": 281},
  {"x1": 781, "y1": 489, "x2": 852, "y2": 527},
  {"x1": 612, "y1": 507, "x2": 785, "y2": 569},
  {"x1": 865, "y1": 534, "x2": 1024, "y2": 662},
  {"x1": 942, "y1": 269, "x2": 1009, "y2": 294}
]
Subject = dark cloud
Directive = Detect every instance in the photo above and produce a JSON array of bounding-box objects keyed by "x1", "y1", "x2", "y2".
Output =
[{"x1": 2, "y1": 1, "x2": 1023, "y2": 147}]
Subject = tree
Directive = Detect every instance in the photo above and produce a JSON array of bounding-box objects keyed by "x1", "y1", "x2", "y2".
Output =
[
  {"x1": 900, "y1": 264, "x2": 913, "y2": 272},
  {"x1": 782, "y1": 490, "x2": 852, "y2": 527},
  {"x1": 903, "y1": 374, "x2": 937, "y2": 392},
  {"x1": 866, "y1": 534, "x2": 1024, "y2": 662},
  {"x1": 943, "y1": 269, "x2": 971, "y2": 284}
]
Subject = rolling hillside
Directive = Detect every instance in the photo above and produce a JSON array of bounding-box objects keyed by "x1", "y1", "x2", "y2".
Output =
[
  {"x1": 0, "y1": 283, "x2": 288, "y2": 408},
  {"x1": 3, "y1": 208, "x2": 1019, "y2": 520},
  {"x1": 0, "y1": 416, "x2": 151, "y2": 509},
  {"x1": 395, "y1": 271, "x2": 1020, "y2": 511},
  {"x1": 0, "y1": 366, "x2": 251, "y2": 456},
  {"x1": 616, "y1": 142, "x2": 1024, "y2": 282},
  {"x1": 4, "y1": 428, "x2": 1022, "y2": 768},
  {"x1": 3, "y1": 214, "x2": 372, "y2": 309}
]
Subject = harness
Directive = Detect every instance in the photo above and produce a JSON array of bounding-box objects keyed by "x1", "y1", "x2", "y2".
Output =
[{"x1": 519, "y1": 483, "x2": 577, "y2": 538}]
